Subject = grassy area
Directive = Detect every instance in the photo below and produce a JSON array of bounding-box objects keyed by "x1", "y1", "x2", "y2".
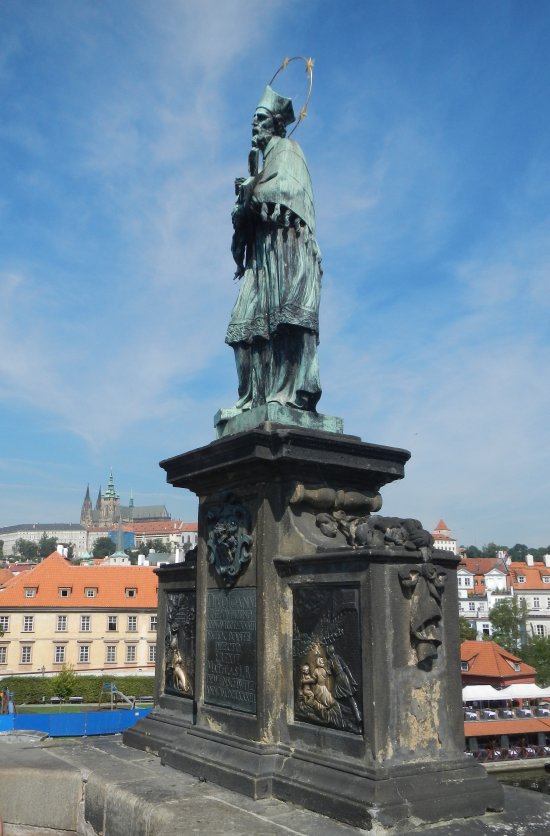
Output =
[
  {"x1": 17, "y1": 704, "x2": 94, "y2": 714},
  {"x1": 17, "y1": 701, "x2": 150, "y2": 714}
]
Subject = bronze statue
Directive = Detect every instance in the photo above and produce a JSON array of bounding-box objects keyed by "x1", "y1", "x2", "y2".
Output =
[{"x1": 226, "y1": 70, "x2": 322, "y2": 413}]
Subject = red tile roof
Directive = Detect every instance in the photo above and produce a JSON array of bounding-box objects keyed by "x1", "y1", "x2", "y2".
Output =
[
  {"x1": 508, "y1": 562, "x2": 550, "y2": 591},
  {"x1": 465, "y1": 718, "x2": 550, "y2": 737},
  {"x1": 0, "y1": 568, "x2": 15, "y2": 587},
  {"x1": 434, "y1": 519, "x2": 449, "y2": 531},
  {"x1": 131, "y1": 520, "x2": 197, "y2": 534},
  {"x1": 0, "y1": 552, "x2": 157, "y2": 609},
  {"x1": 461, "y1": 641, "x2": 536, "y2": 682}
]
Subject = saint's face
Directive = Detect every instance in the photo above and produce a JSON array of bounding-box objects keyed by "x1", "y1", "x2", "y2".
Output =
[{"x1": 252, "y1": 108, "x2": 274, "y2": 151}]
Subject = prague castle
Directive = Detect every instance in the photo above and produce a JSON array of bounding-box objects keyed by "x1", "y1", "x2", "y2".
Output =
[{"x1": 80, "y1": 469, "x2": 170, "y2": 530}]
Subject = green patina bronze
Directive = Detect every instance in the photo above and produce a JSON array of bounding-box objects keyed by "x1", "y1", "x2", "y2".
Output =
[{"x1": 226, "y1": 84, "x2": 323, "y2": 415}]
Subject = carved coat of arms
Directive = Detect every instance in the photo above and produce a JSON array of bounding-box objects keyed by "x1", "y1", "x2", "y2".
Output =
[{"x1": 206, "y1": 501, "x2": 253, "y2": 587}]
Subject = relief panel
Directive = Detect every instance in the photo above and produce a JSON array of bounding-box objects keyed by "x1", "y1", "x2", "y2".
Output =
[{"x1": 293, "y1": 585, "x2": 362, "y2": 734}]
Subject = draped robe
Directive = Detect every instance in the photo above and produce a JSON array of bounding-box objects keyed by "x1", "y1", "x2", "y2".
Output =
[{"x1": 226, "y1": 135, "x2": 322, "y2": 411}]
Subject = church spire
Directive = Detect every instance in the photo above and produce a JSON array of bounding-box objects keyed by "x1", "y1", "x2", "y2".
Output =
[
  {"x1": 80, "y1": 484, "x2": 93, "y2": 527},
  {"x1": 104, "y1": 467, "x2": 119, "y2": 500}
]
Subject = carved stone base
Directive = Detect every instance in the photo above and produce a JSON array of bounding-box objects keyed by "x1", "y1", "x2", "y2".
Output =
[
  {"x1": 213, "y1": 403, "x2": 344, "y2": 437},
  {"x1": 125, "y1": 425, "x2": 503, "y2": 830}
]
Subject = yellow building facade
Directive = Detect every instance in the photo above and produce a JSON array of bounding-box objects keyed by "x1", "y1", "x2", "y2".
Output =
[{"x1": 0, "y1": 552, "x2": 158, "y2": 677}]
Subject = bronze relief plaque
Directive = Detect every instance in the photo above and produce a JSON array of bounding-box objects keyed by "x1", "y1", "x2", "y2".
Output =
[
  {"x1": 165, "y1": 590, "x2": 195, "y2": 698},
  {"x1": 205, "y1": 587, "x2": 257, "y2": 713},
  {"x1": 293, "y1": 586, "x2": 362, "y2": 734}
]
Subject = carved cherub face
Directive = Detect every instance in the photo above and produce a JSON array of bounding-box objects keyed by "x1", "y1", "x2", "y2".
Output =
[
  {"x1": 301, "y1": 665, "x2": 310, "y2": 674},
  {"x1": 252, "y1": 108, "x2": 274, "y2": 151}
]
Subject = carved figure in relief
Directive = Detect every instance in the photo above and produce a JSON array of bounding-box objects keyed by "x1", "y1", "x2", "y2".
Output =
[
  {"x1": 167, "y1": 634, "x2": 191, "y2": 693},
  {"x1": 399, "y1": 561, "x2": 447, "y2": 669},
  {"x1": 326, "y1": 645, "x2": 362, "y2": 726},
  {"x1": 299, "y1": 664, "x2": 316, "y2": 706}
]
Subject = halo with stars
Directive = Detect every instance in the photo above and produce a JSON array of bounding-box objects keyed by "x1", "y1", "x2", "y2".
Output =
[{"x1": 268, "y1": 56, "x2": 314, "y2": 137}]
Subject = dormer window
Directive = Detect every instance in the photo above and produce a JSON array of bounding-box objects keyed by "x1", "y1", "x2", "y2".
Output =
[
  {"x1": 58, "y1": 587, "x2": 71, "y2": 598},
  {"x1": 24, "y1": 588, "x2": 37, "y2": 598},
  {"x1": 461, "y1": 661, "x2": 469, "y2": 672},
  {"x1": 125, "y1": 588, "x2": 137, "y2": 598},
  {"x1": 543, "y1": 577, "x2": 550, "y2": 584},
  {"x1": 85, "y1": 588, "x2": 97, "y2": 598},
  {"x1": 517, "y1": 576, "x2": 526, "y2": 583},
  {"x1": 513, "y1": 663, "x2": 520, "y2": 672}
]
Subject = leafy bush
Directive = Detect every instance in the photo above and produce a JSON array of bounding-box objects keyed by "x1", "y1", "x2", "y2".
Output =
[
  {"x1": 51, "y1": 665, "x2": 78, "y2": 700},
  {"x1": 0, "y1": 674, "x2": 155, "y2": 704}
]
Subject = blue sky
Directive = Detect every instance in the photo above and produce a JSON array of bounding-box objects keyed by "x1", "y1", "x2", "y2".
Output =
[{"x1": 1, "y1": 1, "x2": 549, "y2": 548}]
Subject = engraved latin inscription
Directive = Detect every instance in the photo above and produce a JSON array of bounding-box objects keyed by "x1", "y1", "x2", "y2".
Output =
[{"x1": 205, "y1": 587, "x2": 257, "y2": 713}]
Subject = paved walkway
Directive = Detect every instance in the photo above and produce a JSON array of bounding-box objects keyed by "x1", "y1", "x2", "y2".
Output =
[{"x1": 1, "y1": 732, "x2": 550, "y2": 835}]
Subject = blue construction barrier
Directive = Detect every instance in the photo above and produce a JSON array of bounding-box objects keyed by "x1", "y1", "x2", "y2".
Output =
[{"x1": 0, "y1": 707, "x2": 152, "y2": 737}]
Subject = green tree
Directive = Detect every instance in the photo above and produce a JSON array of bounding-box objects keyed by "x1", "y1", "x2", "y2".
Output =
[
  {"x1": 38, "y1": 532, "x2": 58, "y2": 559},
  {"x1": 489, "y1": 598, "x2": 528, "y2": 652},
  {"x1": 0, "y1": 539, "x2": 4, "y2": 558},
  {"x1": 51, "y1": 664, "x2": 78, "y2": 700},
  {"x1": 93, "y1": 536, "x2": 117, "y2": 557},
  {"x1": 466, "y1": 545, "x2": 482, "y2": 558},
  {"x1": 508, "y1": 544, "x2": 529, "y2": 562},
  {"x1": 520, "y1": 636, "x2": 550, "y2": 686},
  {"x1": 14, "y1": 538, "x2": 39, "y2": 560},
  {"x1": 480, "y1": 542, "x2": 507, "y2": 558},
  {"x1": 459, "y1": 617, "x2": 477, "y2": 641}
]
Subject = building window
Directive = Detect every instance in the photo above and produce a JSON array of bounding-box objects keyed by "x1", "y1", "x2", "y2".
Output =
[
  {"x1": 85, "y1": 588, "x2": 97, "y2": 598},
  {"x1": 0, "y1": 646, "x2": 7, "y2": 664},
  {"x1": 23, "y1": 615, "x2": 34, "y2": 632},
  {"x1": 58, "y1": 587, "x2": 71, "y2": 598},
  {"x1": 56, "y1": 615, "x2": 67, "y2": 632},
  {"x1": 517, "y1": 576, "x2": 526, "y2": 583},
  {"x1": 482, "y1": 624, "x2": 490, "y2": 635},
  {"x1": 54, "y1": 645, "x2": 66, "y2": 664},
  {"x1": 125, "y1": 588, "x2": 137, "y2": 598},
  {"x1": 127, "y1": 616, "x2": 137, "y2": 632},
  {"x1": 149, "y1": 616, "x2": 157, "y2": 631},
  {"x1": 0, "y1": 616, "x2": 10, "y2": 633},
  {"x1": 125, "y1": 645, "x2": 137, "y2": 663},
  {"x1": 463, "y1": 577, "x2": 472, "y2": 587},
  {"x1": 543, "y1": 576, "x2": 550, "y2": 584},
  {"x1": 20, "y1": 645, "x2": 32, "y2": 664},
  {"x1": 461, "y1": 661, "x2": 468, "y2": 672},
  {"x1": 78, "y1": 645, "x2": 90, "y2": 664},
  {"x1": 468, "y1": 602, "x2": 475, "y2": 611},
  {"x1": 105, "y1": 645, "x2": 117, "y2": 664},
  {"x1": 80, "y1": 615, "x2": 91, "y2": 632},
  {"x1": 148, "y1": 644, "x2": 156, "y2": 663},
  {"x1": 533, "y1": 597, "x2": 540, "y2": 609},
  {"x1": 547, "y1": 598, "x2": 550, "y2": 609},
  {"x1": 536, "y1": 625, "x2": 545, "y2": 637},
  {"x1": 107, "y1": 616, "x2": 118, "y2": 632},
  {"x1": 513, "y1": 662, "x2": 521, "y2": 671},
  {"x1": 24, "y1": 588, "x2": 37, "y2": 598}
]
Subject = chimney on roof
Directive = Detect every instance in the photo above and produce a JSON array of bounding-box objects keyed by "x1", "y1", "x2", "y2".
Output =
[
  {"x1": 526, "y1": 554, "x2": 534, "y2": 567},
  {"x1": 544, "y1": 554, "x2": 550, "y2": 569}
]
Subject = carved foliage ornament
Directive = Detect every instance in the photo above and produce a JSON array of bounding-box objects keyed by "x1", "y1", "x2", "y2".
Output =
[{"x1": 206, "y1": 500, "x2": 253, "y2": 587}]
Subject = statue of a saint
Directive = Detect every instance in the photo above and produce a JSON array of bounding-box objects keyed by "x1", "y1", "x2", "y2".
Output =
[{"x1": 225, "y1": 84, "x2": 322, "y2": 412}]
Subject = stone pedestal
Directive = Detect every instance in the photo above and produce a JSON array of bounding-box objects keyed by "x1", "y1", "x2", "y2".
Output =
[{"x1": 125, "y1": 424, "x2": 503, "y2": 830}]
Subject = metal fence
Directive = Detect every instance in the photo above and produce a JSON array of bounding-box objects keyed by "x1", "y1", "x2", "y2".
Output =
[{"x1": 0, "y1": 707, "x2": 152, "y2": 737}]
